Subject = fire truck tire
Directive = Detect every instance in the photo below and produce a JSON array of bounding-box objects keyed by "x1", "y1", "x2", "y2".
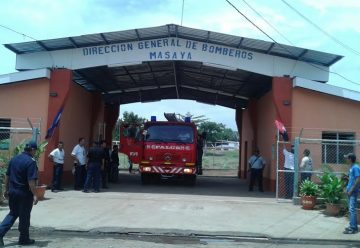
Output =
[
  {"x1": 184, "y1": 175, "x2": 196, "y2": 186},
  {"x1": 141, "y1": 174, "x2": 151, "y2": 184}
]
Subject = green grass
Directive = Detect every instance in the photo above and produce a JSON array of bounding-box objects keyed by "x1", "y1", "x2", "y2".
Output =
[{"x1": 203, "y1": 149, "x2": 239, "y2": 169}]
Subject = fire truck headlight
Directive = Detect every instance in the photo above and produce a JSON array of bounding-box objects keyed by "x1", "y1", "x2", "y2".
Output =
[
  {"x1": 183, "y1": 168, "x2": 193, "y2": 174},
  {"x1": 143, "y1": 167, "x2": 151, "y2": 172},
  {"x1": 149, "y1": 156, "x2": 153, "y2": 161},
  {"x1": 182, "y1": 158, "x2": 187, "y2": 162}
]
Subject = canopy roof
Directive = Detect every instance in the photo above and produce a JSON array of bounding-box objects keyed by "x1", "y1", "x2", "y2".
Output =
[{"x1": 4, "y1": 24, "x2": 343, "y2": 109}]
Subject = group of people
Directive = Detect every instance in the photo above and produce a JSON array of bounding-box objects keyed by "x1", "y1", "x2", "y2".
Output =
[
  {"x1": 247, "y1": 145, "x2": 360, "y2": 235},
  {"x1": 247, "y1": 145, "x2": 313, "y2": 194},
  {"x1": 48, "y1": 138, "x2": 120, "y2": 193},
  {"x1": 0, "y1": 138, "x2": 123, "y2": 246}
]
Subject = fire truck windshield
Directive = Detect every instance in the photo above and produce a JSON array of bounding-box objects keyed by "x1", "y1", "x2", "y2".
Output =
[{"x1": 145, "y1": 125, "x2": 194, "y2": 144}]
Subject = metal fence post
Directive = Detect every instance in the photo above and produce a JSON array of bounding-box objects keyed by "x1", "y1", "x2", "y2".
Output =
[
  {"x1": 293, "y1": 137, "x2": 300, "y2": 201},
  {"x1": 32, "y1": 127, "x2": 39, "y2": 143}
]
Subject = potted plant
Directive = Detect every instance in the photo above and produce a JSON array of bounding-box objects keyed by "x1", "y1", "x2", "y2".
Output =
[
  {"x1": 299, "y1": 179, "x2": 319, "y2": 210},
  {"x1": 318, "y1": 172, "x2": 346, "y2": 216}
]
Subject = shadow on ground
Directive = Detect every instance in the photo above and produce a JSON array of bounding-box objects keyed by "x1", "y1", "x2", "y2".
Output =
[{"x1": 93, "y1": 170, "x2": 276, "y2": 199}]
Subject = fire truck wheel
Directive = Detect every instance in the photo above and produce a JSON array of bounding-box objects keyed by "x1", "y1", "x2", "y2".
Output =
[
  {"x1": 141, "y1": 174, "x2": 151, "y2": 185},
  {"x1": 184, "y1": 175, "x2": 196, "y2": 186}
]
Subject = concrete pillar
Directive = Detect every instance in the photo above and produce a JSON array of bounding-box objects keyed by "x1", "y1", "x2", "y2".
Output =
[
  {"x1": 272, "y1": 77, "x2": 293, "y2": 140},
  {"x1": 42, "y1": 69, "x2": 73, "y2": 185},
  {"x1": 104, "y1": 103, "x2": 120, "y2": 145},
  {"x1": 235, "y1": 108, "x2": 243, "y2": 178}
]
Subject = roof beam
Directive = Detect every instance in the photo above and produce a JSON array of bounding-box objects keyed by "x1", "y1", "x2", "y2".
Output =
[
  {"x1": 146, "y1": 62, "x2": 161, "y2": 88},
  {"x1": 297, "y1": 49, "x2": 308, "y2": 59},
  {"x1": 36, "y1": 41, "x2": 50, "y2": 51},
  {"x1": 266, "y1": 43, "x2": 275, "y2": 54},
  {"x1": 75, "y1": 71, "x2": 108, "y2": 93},
  {"x1": 173, "y1": 61, "x2": 180, "y2": 99},
  {"x1": 135, "y1": 29, "x2": 141, "y2": 40},
  {"x1": 182, "y1": 69, "x2": 246, "y2": 84},
  {"x1": 237, "y1": 37, "x2": 244, "y2": 49},
  {"x1": 181, "y1": 85, "x2": 248, "y2": 100},
  {"x1": 68, "y1": 37, "x2": 78, "y2": 48},
  {"x1": 100, "y1": 33, "x2": 110, "y2": 44},
  {"x1": 123, "y1": 66, "x2": 137, "y2": 85},
  {"x1": 326, "y1": 56, "x2": 343, "y2": 66}
]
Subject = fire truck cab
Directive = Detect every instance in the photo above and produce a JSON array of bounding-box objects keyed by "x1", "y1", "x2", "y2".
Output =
[{"x1": 120, "y1": 116, "x2": 198, "y2": 185}]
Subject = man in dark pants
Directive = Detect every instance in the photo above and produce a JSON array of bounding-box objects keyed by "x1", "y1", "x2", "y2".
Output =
[
  {"x1": 248, "y1": 149, "x2": 266, "y2": 192},
  {"x1": 48, "y1": 141, "x2": 65, "y2": 192},
  {"x1": 71, "y1": 138, "x2": 86, "y2": 190},
  {"x1": 110, "y1": 145, "x2": 119, "y2": 182},
  {"x1": 83, "y1": 141, "x2": 104, "y2": 193},
  {"x1": 196, "y1": 133, "x2": 205, "y2": 175},
  {"x1": 100, "y1": 140, "x2": 110, "y2": 188},
  {"x1": 0, "y1": 141, "x2": 39, "y2": 246}
]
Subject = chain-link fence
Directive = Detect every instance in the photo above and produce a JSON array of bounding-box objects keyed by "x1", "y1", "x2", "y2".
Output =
[
  {"x1": 202, "y1": 142, "x2": 239, "y2": 170},
  {"x1": 0, "y1": 118, "x2": 41, "y2": 164},
  {"x1": 276, "y1": 135, "x2": 360, "y2": 201}
]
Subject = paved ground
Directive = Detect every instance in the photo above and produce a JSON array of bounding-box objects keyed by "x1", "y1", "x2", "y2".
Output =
[{"x1": 0, "y1": 172, "x2": 359, "y2": 246}]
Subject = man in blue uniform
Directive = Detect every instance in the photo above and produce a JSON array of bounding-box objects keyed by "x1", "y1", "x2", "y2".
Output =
[
  {"x1": 83, "y1": 141, "x2": 105, "y2": 193},
  {"x1": 343, "y1": 153, "x2": 360, "y2": 234},
  {"x1": 0, "y1": 141, "x2": 39, "y2": 246}
]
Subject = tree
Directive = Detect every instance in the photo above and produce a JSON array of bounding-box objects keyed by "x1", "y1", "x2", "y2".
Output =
[
  {"x1": 121, "y1": 111, "x2": 146, "y2": 124},
  {"x1": 176, "y1": 112, "x2": 209, "y2": 126},
  {"x1": 113, "y1": 111, "x2": 146, "y2": 140},
  {"x1": 198, "y1": 121, "x2": 238, "y2": 143}
]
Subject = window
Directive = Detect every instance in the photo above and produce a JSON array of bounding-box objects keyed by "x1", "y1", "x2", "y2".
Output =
[
  {"x1": 322, "y1": 132, "x2": 355, "y2": 164},
  {"x1": 0, "y1": 118, "x2": 11, "y2": 150},
  {"x1": 145, "y1": 125, "x2": 194, "y2": 144}
]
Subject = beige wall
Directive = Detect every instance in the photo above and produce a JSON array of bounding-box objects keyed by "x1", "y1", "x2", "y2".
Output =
[
  {"x1": 58, "y1": 83, "x2": 95, "y2": 172},
  {"x1": 292, "y1": 87, "x2": 360, "y2": 174},
  {"x1": 57, "y1": 83, "x2": 107, "y2": 175},
  {"x1": 241, "y1": 91, "x2": 277, "y2": 187},
  {"x1": 256, "y1": 91, "x2": 277, "y2": 183},
  {"x1": 292, "y1": 88, "x2": 360, "y2": 137},
  {"x1": 0, "y1": 78, "x2": 50, "y2": 170}
]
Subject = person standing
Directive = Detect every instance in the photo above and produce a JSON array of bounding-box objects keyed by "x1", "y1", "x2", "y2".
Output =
[
  {"x1": 299, "y1": 149, "x2": 313, "y2": 183},
  {"x1": 343, "y1": 153, "x2": 360, "y2": 234},
  {"x1": 71, "y1": 137, "x2": 86, "y2": 190},
  {"x1": 110, "y1": 145, "x2": 119, "y2": 182},
  {"x1": 196, "y1": 133, "x2": 204, "y2": 175},
  {"x1": 83, "y1": 141, "x2": 105, "y2": 193},
  {"x1": 283, "y1": 144, "x2": 295, "y2": 199},
  {"x1": 248, "y1": 149, "x2": 266, "y2": 192},
  {"x1": 0, "y1": 141, "x2": 38, "y2": 246},
  {"x1": 100, "y1": 140, "x2": 110, "y2": 189},
  {"x1": 48, "y1": 141, "x2": 65, "y2": 192}
]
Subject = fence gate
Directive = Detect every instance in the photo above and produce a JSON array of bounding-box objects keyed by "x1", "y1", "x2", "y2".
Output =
[
  {"x1": 0, "y1": 118, "x2": 41, "y2": 164},
  {"x1": 276, "y1": 133, "x2": 360, "y2": 202}
]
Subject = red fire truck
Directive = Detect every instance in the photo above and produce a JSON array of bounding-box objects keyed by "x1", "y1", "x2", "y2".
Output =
[{"x1": 119, "y1": 115, "x2": 198, "y2": 185}]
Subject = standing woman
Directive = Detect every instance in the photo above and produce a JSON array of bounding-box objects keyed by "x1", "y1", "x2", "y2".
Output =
[{"x1": 299, "y1": 149, "x2": 313, "y2": 183}]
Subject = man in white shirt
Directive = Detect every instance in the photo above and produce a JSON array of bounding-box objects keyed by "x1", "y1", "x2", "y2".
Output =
[
  {"x1": 283, "y1": 144, "x2": 295, "y2": 199},
  {"x1": 248, "y1": 149, "x2": 266, "y2": 192},
  {"x1": 71, "y1": 138, "x2": 86, "y2": 190},
  {"x1": 49, "y1": 141, "x2": 65, "y2": 192}
]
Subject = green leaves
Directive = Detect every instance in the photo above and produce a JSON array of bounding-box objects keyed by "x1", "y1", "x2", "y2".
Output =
[
  {"x1": 300, "y1": 179, "x2": 319, "y2": 197},
  {"x1": 318, "y1": 172, "x2": 346, "y2": 204}
]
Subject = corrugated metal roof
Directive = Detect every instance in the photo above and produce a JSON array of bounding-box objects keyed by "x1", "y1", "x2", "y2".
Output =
[{"x1": 4, "y1": 24, "x2": 342, "y2": 67}]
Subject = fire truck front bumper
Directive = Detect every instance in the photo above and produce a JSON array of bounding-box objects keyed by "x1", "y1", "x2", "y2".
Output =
[{"x1": 140, "y1": 165, "x2": 196, "y2": 175}]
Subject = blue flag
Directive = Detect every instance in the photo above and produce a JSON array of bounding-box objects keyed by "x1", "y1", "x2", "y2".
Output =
[{"x1": 45, "y1": 107, "x2": 63, "y2": 139}]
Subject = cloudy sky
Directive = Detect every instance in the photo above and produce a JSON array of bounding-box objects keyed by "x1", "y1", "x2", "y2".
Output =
[{"x1": 0, "y1": 0, "x2": 359, "y2": 130}]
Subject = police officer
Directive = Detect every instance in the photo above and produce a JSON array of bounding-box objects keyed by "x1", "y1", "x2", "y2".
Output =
[
  {"x1": 0, "y1": 141, "x2": 39, "y2": 246},
  {"x1": 83, "y1": 141, "x2": 105, "y2": 193}
]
